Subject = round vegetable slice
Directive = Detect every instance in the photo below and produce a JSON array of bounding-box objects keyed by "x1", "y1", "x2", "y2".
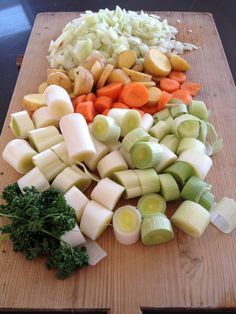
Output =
[{"x1": 137, "y1": 193, "x2": 166, "y2": 218}]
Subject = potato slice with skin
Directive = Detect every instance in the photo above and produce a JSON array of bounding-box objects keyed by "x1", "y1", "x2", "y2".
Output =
[
  {"x1": 68, "y1": 68, "x2": 76, "y2": 81},
  {"x1": 138, "y1": 81, "x2": 156, "y2": 87},
  {"x1": 84, "y1": 51, "x2": 106, "y2": 70},
  {"x1": 38, "y1": 82, "x2": 47, "y2": 94},
  {"x1": 74, "y1": 66, "x2": 94, "y2": 96},
  {"x1": 144, "y1": 49, "x2": 171, "y2": 77},
  {"x1": 108, "y1": 69, "x2": 131, "y2": 85},
  {"x1": 122, "y1": 67, "x2": 152, "y2": 82},
  {"x1": 132, "y1": 62, "x2": 144, "y2": 72},
  {"x1": 97, "y1": 64, "x2": 114, "y2": 89},
  {"x1": 47, "y1": 72, "x2": 73, "y2": 93},
  {"x1": 146, "y1": 87, "x2": 162, "y2": 107},
  {"x1": 90, "y1": 60, "x2": 104, "y2": 85},
  {"x1": 47, "y1": 68, "x2": 67, "y2": 76},
  {"x1": 169, "y1": 54, "x2": 191, "y2": 71},
  {"x1": 117, "y1": 50, "x2": 137, "y2": 69},
  {"x1": 22, "y1": 94, "x2": 46, "y2": 112}
]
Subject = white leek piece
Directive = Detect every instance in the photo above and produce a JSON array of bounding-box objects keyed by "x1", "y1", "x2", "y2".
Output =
[
  {"x1": 141, "y1": 213, "x2": 174, "y2": 245},
  {"x1": 211, "y1": 198, "x2": 236, "y2": 233},
  {"x1": 51, "y1": 141, "x2": 72, "y2": 166},
  {"x1": 134, "y1": 169, "x2": 160, "y2": 194},
  {"x1": 113, "y1": 170, "x2": 142, "y2": 199},
  {"x1": 173, "y1": 114, "x2": 200, "y2": 139},
  {"x1": 122, "y1": 128, "x2": 150, "y2": 152},
  {"x1": 44, "y1": 84, "x2": 74, "y2": 118},
  {"x1": 159, "y1": 173, "x2": 180, "y2": 201},
  {"x1": 51, "y1": 165, "x2": 91, "y2": 193},
  {"x1": 64, "y1": 186, "x2": 89, "y2": 222},
  {"x1": 92, "y1": 115, "x2": 121, "y2": 142},
  {"x1": 181, "y1": 176, "x2": 211, "y2": 203},
  {"x1": 91, "y1": 178, "x2": 124, "y2": 211},
  {"x1": 32, "y1": 149, "x2": 66, "y2": 181},
  {"x1": 32, "y1": 106, "x2": 60, "y2": 128},
  {"x1": 2, "y1": 139, "x2": 37, "y2": 174},
  {"x1": 107, "y1": 141, "x2": 122, "y2": 151},
  {"x1": 10, "y1": 111, "x2": 35, "y2": 139},
  {"x1": 97, "y1": 150, "x2": 128, "y2": 178},
  {"x1": 84, "y1": 134, "x2": 110, "y2": 171},
  {"x1": 108, "y1": 108, "x2": 141, "y2": 137},
  {"x1": 80, "y1": 201, "x2": 113, "y2": 240},
  {"x1": 153, "y1": 108, "x2": 170, "y2": 122},
  {"x1": 170, "y1": 103, "x2": 188, "y2": 118},
  {"x1": 149, "y1": 120, "x2": 169, "y2": 141},
  {"x1": 131, "y1": 142, "x2": 163, "y2": 169},
  {"x1": 154, "y1": 144, "x2": 177, "y2": 173},
  {"x1": 160, "y1": 134, "x2": 180, "y2": 153},
  {"x1": 164, "y1": 161, "x2": 194, "y2": 188},
  {"x1": 177, "y1": 137, "x2": 206, "y2": 156},
  {"x1": 140, "y1": 113, "x2": 154, "y2": 131},
  {"x1": 83, "y1": 238, "x2": 107, "y2": 266},
  {"x1": 61, "y1": 225, "x2": 86, "y2": 247},
  {"x1": 18, "y1": 167, "x2": 50, "y2": 193},
  {"x1": 60, "y1": 113, "x2": 96, "y2": 162},
  {"x1": 189, "y1": 100, "x2": 208, "y2": 121},
  {"x1": 28, "y1": 126, "x2": 63, "y2": 152},
  {"x1": 171, "y1": 200, "x2": 211, "y2": 237},
  {"x1": 137, "y1": 193, "x2": 166, "y2": 218},
  {"x1": 118, "y1": 147, "x2": 135, "y2": 169},
  {"x1": 113, "y1": 205, "x2": 141, "y2": 245},
  {"x1": 164, "y1": 116, "x2": 174, "y2": 133},
  {"x1": 177, "y1": 149, "x2": 212, "y2": 179}
]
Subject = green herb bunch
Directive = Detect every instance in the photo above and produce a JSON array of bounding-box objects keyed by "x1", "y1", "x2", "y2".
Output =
[{"x1": 0, "y1": 183, "x2": 88, "y2": 279}]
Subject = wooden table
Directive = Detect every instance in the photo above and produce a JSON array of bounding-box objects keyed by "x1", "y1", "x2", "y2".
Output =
[{"x1": 0, "y1": 12, "x2": 236, "y2": 314}]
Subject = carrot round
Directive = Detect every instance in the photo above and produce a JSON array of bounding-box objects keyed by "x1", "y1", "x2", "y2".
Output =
[
  {"x1": 94, "y1": 96, "x2": 113, "y2": 113},
  {"x1": 139, "y1": 104, "x2": 159, "y2": 115},
  {"x1": 86, "y1": 92, "x2": 97, "y2": 102},
  {"x1": 102, "y1": 108, "x2": 110, "y2": 116},
  {"x1": 75, "y1": 101, "x2": 95, "y2": 123},
  {"x1": 160, "y1": 78, "x2": 180, "y2": 93},
  {"x1": 97, "y1": 82, "x2": 123, "y2": 99},
  {"x1": 158, "y1": 91, "x2": 172, "y2": 111},
  {"x1": 72, "y1": 95, "x2": 87, "y2": 111},
  {"x1": 112, "y1": 102, "x2": 129, "y2": 109},
  {"x1": 168, "y1": 71, "x2": 187, "y2": 84},
  {"x1": 180, "y1": 82, "x2": 201, "y2": 96},
  {"x1": 172, "y1": 89, "x2": 192, "y2": 104},
  {"x1": 119, "y1": 82, "x2": 149, "y2": 108}
]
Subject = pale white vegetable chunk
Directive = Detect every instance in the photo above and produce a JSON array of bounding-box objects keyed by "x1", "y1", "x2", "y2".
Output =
[
  {"x1": 140, "y1": 113, "x2": 154, "y2": 131},
  {"x1": 154, "y1": 144, "x2": 177, "y2": 173},
  {"x1": 18, "y1": 167, "x2": 50, "y2": 193},
  {"x1": 61, "y1": 225, "x2": 86, "y2": 248},
  {"x1": 97, "y1": 150, "x2": 128, "y2": 178},
  {"x1": 32, "y1": 106, "x2": 60, "y2": 129},
  {"x1": 64, "y1": 186, "x2": 89, "y2": 222},
  {"x1": 10, "y1": 111, "x2": 35, "y2": 139},
  {"x1": 50, "y1": 141, "x2": 72, "y2": 166},
  {"x1": 83, "y1": 238, "x2": 107, "y2": 266}
]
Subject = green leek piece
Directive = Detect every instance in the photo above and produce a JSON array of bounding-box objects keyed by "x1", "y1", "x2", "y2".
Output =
[
  {"x1": 170, "y1": 103, "x2": 188, "y2": 118},
  {"x1": 164, "y1": 116, "x2": 174, "y2": 133},
  {"x1": 131, "y1": 142, "x2": 163, "y2": 169},
  {"x1": 198, "y1": 121, "x2": 208, "y2": 144},
  {"x1": 113, "y1": 169, "x2": 142, "y2": 199},
  {"x1": 160, "y1": 134, "x2": 180, "y2": 153},
  {"x1": 174, "y1": 114, "x2": 200, "y2": 139},
  {"x1": 164, "y1": 161, "x2": 194, "y2": 188},
  {"x1": 189, "y1": 100, "x2": 208, "y2": 120},
  {"x1": 122, "y1": 128, "x2": 150, "y2": 152},
  {"x1": 159, "y1": 173, "x2": 180, "y2": 201},
  {"x1": 177, "y1": 137, "x2": 206, "y2": 156},
  {"x1": 137, "y1": 193, "x2": 166, "y2": 218},
  {"x1": 168, "y1": 98, "x2": 184, "y2": 105},
  {"x1": 181, "y1": 176, "x2": 211, "y2": 203},
  {"x1": 153, "y1": 108, "x2": 170, "y2": 122},
  {"x1": 92, "y1": 115, "x2": 121, "y2": 142},
  {"x1": 134, "y1": 169, "x2": 160, "y2": 194},
  {"x1": 154, "y1": 144, "x2": 177, "y2": 173},
  {"x1": 149, "y1": 120, "x2": 169, "y2": 141},
  {"x1": 199, "y1": 190, "x2": 215, "y2": 211},
  {"x1": 141, "y1": 213, "x2": 174, "y2": 245}
]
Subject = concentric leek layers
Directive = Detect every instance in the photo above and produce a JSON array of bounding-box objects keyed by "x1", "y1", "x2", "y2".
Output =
[
  {"x1": 17, "y1": 167, "x2": 50, "y2": 193},
  {"x1": 173, "y1": 114, "x2": 200, "y2": 139},
  {"x1": 10, "y1": 111, "x2": 35, "y2": 139},
  {"x1": 141, "y1": 213, "x2": 174, "y2": 245},
  {"x1": 137, "y1": 193, "x2": 166, "y2": 218},
  {"x1": 134, "y1": 169, "x2": 160, "y2": 194},
  {"x1": 159, "y1": 174, "x2": 180, "y2": 201},
  {"x1": 92, "y1": 115, "x2": 121, "y2": 143},
  {"x1": 131, "y1": 142, "x2": 163, "y2": 169},
  {"x1": 97, "y1": 150, "x2": 128, "y2": 178},
  {"x1": 164, "y1": 161, "x2": 194, "y2": 188},
  {"x1": 171, "y1": 200, "x2": 211, "y2": 237},
  {"x1": 122, "y1": 128, "x2": 150, "y2": 152}
]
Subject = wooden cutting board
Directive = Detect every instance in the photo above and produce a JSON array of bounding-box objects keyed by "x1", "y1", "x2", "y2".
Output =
[{"x1": 0, "y1": 12, "x2": 236, "y2": 314}]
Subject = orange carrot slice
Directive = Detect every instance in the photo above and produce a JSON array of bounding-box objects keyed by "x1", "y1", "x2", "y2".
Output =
[
  {"x1": 172, "y1": 89, "x2": 192, "y2": 104},
  {"x1": 97, "y1": 82, "x2": 123, "y2": 99},
  {"x1": 119, "y1": 82, "x2": 149, "y2": 108},
  {"x1": 160, "y1": 78, "x2": 180, "y2": 93},
  {"x1": 158, "y1": 91, "x2": 172, "y2": 111},
  {"x1": 94, "y1": 96, "x2": 113, "y2": 113},
  {"x1": 180, "y1": 82, "x2": 201, "y2": 96},
  {"x1": 168, "y1": 71, "x2": 187, "y2": 84},
  {"x1": 86, "y1": 92, "x2": 97, "y2": 102},
  {"x1": 75, "y1": 101, "x2": 95, "y2": 123},
  {"x1": 112, "y1": 102, "x2": 129, "y2": 109}
]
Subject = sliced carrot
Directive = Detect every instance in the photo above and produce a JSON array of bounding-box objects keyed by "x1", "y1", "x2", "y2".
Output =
[
  {"x1": 119, "y1": 82, "x2": 149, "y2": 108},
  {"x1": 139, "y1": 104, "x2": 159, "y2": 115},
  {"x1": 94, "y1": 96, "x2": 113, "y2": 113},
  {"x1": 112, "y1": 102, "x2": 129, "y2": 109},
  {"x1": 158, "y1": 91, "x2": 172, "y2": 111},
  {"x1": 172, "y1": 89, "x2": 192, "y2": 104},
  {"x1": 102, "y1": 109, "x2": 110, "y2": 116},
  {"x1": 97, "y1": 82, "x2": 123, "y2": 99},
  {"x1": 72, "y1": 95, "x2": 86, "y2": 111},
  {"x1": 168, "y1": 71, "x2": 187, "y2": 84},
  {"x1": 75, "y1": 101, "x2": 95, "y2": 123},
  {"x1": 86, "y1": 92, "x2": 97, "y2": 102},
  {"x1": 180, "y1": 82, "x2": 201, "y2": 96},
  {"x1": 133, "y1": 108, "x2": 145, "y2": 117},
  {"x1": 160, "y1": 78, "x2": 180, "y2": 93}
]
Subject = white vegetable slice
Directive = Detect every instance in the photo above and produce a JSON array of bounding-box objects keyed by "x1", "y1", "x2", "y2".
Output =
[
  {"x1": 134, "y1": 169, "x2": 160, "y2": 194},
  {"x1": 118, "y1": 146, "x2": 135, "y2": 169},
  {"x1": 32, "y1": 106, "x2": 60, "y2": 128},
  {"x1": 10, "y1": 111, "x2": 35, "y2": 139},
  {"x1": 140, "y1": 113, "x2": 154, "y2": 131},
  {"x1": 122, "y1": 128, "x2": 150, "y2": 152},
  {"x1": 60, "y1": 113, "x2": 96, "y2": 162},
  {"x1": 113, "y1": 205, "x2": 141, "y2": 245},
  {"x1": 160, "y1": 134, "x2": 180, "y2": 153},
  {"x1": 113, "y1": 169, "x2": 142, "y2": 199},
  {"x1": 97, "y1": 150, "x2": 128, "y2": 178},
  {"x1": 211, "y1": 198, "x2": 236, "y2": 233},
  {"x1": 50, "y1": 141, "x2": 72, "y2": 166},
  {"x1": 154, "y1": 144, "x2": 177, "y2": 173},
  {"x1": 131, "y1": 141, "x2": 163, "y2": 169},
  {"x1": 159, "y1": 173, "x2": 180, "y2": 201},
  {"x1": 92, "y1": 115, "x2": 121, "y2": 143},
  {"x1": 61, "y1": 225, "x2": 86, "y2": 248},
  {"x1": 177, "y1": 137, "x2": 206, "y2": 156},
  {"x1": 107, "y1": 141, "x2": 122, "y2": 152},
  {"x1": 91, "y1": 178, "x2": 125, "y2": 211},
  {"x1": 80, "y1": 201, "x2": 113, "y2": 240},
  {"x1": 171, "y1": 200, "x2": 211, "y2": 237},
  {"x1": 17, "y1": 167, "x2": 50, "y2": 193},
  {"x1": 64, "y1": 186, "x2": 89, "y2": 222},
  {"x1": 83, "y1": 237, "x2": 107, "y2": 266},
  {"x1": 2, "y1": 139, "x2": 37, "y2": 174},
  {"x1": 149, "y1": 120, "x2": 169, "y2": 141},
  {"x1": 43, "y1": 84, "x2": 74, "y2": 118},
  {"x1": 173, "y1": 114, "x2": 200, "y2": 138},
  {"x1": 137, "y1": 194, "x2": 166, "y2": 218}
]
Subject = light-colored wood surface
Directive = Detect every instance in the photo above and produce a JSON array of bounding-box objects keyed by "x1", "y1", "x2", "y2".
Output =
[{"x1": 0, "y1": 12, "x2": 236, "y2": 314}]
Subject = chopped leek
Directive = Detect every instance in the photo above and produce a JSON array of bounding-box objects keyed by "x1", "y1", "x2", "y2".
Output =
[
  {"x1": 10, "y1": 111, "x2": 35, "y2": 139},
  {"x1": 119, "y1": 146, "x2": 135, "y2": 169},
  {"x1": 177, "y1": 137, "x2": 206, "y2": 155},
  {"x1": 160, "y1": 134, "x2": 180, "y2": 153},
  {"x1": 140, "y1": 113, "x2": 154, "y2": 131},
  {"x1": 64, "y1": 186, "x2": 89, "y2": 222},
  {"x1": 131, "y1": 141, "x2": 163, "y2": 169},
  {"x1": 159, "y1": 173, "x2": 180, "y2": 201},
  {"x1": 134, "y1": 169, "x2": 160, "y2": 194},
  {"x1": 97, "y1": 150, "x2": 128, "y2": 178},
  {"x1": 189, "y1": 100, "x2": 208, "y2": 120},
  {"x1": 181, "y1": 176, "x2": 211, "y2": 203},
  {"x1": 92, "y1": 115, "x2": 121, "y2": 142},
  {"x1": 170, "y1": 103, "x2": 188, "y2": 118},
  {"x1": 32, "y1": 106, "x2": 60, "y2": 129},
  {"x1": 61, "y1": 225, "x2": 86, "y2": 248},
  {"x1": 154, "y1": 144, "x2": 177, "y2": 173},
  {"x1": 17, "y1": 167, "x2": 50, "y2": 193},
  {"x1": 164, "y1": 161, "x2": 194, "y2": 188},
  {"x1": 199, "y1": 190, "x2": 215, "y2": 211},
  {"x1": 149, "y1": 120, "x2": 169, "y2": 141},
  {"x1": 113, "y1": 169, "x2": 142, "y2": 199},
  {"x1": 122, "y1": 128, "x2": 150, "y2": 152},
  {"x1": 153, "y1": 108, "x2": 170, "y2": 122},
  {"x1": 173, "y1": 114, "x2": 200, "y2": 139},
  {"x1": 51, "y1": 141, "x2": 72, "y2": 166},
  {"x1": 137, "y1": 193, "x2": 166, "y2": 218},
  {"x1": 211, "y1": 197, "x2": 236, "y2": 233}
]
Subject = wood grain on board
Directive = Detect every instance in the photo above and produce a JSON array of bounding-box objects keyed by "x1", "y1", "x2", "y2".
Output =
[{"x1": 0, "y1": 12, "x2": 236, "y2": 314}]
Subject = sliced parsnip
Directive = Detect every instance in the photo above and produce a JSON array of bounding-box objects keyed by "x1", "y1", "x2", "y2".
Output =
[
  {"x1": 74, "y1": 66, "x2": 94, "y2": 96},
  {"x1": 131, "y1": 62, "x2": 144, "y2": 72},
  {"x1": 90, "y1": 60, "x2": 104, "y2": 84},
  {"x1": 47, "y1": 71, "x2": 73, "y2": 93},
  {"x1": 169, "y1": 54, "x2": 191, "y2": 71},
  {"x1": 18, "y1": 167, "x2": 50, "y2": 193},
  {"x1": 117, "y1": 50, "x2": 137, "y2": 69},
  {"x1": 22, "y1": 94, "x2": 46, "y2": 112},
  {"x1": 32, "y1": 106, "x2": 60, "y2": 128},
  {"x1": 64, "y1": 186, "x2": 89, "y2": 222},
  {"x1": 97, "y1": 64, "x2": 114, "y2": 88},
  {"x1": 107, "y1": 69, "x2": 131, "y2": 85},
  {"x1": 144, "y1": 49, "x2": 171, "y2": 77},
  {"x1": 146, "y1": 87, "x2": 162, "y2": 106},
  {"x1": 10, "y1": 111, "x2": 35, "y2": 139},
  {"x1": 122, "y1": 67, "x2": 152, "y2": 82},
  {"x1": 38, "y1": 82, "x2": 48, "y2": 94}
]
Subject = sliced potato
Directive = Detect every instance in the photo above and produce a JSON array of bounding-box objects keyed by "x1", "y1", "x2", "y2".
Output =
[
  {"x1": 138, "y1": 81, "x2": 156, "y2": 87},
  {"x1": 117, "y1": 50, "x2": 137, "y2": 69},
  {"x1": 47, "y1": 72, "x2": 73, "y2": 93},
  {"x1": 47, "y1": 68, "x2": 67, "y2": 77},
  {"x1": 152, "y1": 76, "x2": 166, "y2": 83},
  {"x1": 122, "y1": 67, "x2": 152, "y2": 82},
  {"x1": 22, "y1": 94, "x2": 46, "y2": 111},
  {"x1": 74, "y1": 66, "x2": 94, "y2": 96},
  {"x1": 97, "y1": 64, "x2": 114, "y2": 89},
  {"x1": 90, "y1": 60, "x2": 104, "y2": 85},
  {"x1": 68, "y1": 68, "x2": 76, "y2": 81},
  {"x1": 146, "y1": 87, "x2": 162, "y2": 107},
  {"x1": 38, "y1": 82, "x2": 47, "y2": 94},
  {"x1": 169, "y1": 54, "x2": 191, "y2": 71},
  {"x1": 107, "y1": 69, "x2": 131, "y2": 85},
  {"x1": 84, "y1": 51, "x2": 106, "y2": 70},
  {"x1": 131, "y1": 62, "x2": 144, "y2": 72},
  {"x1": 144, "y1": 49, "x2": 171, "y2": 77}
]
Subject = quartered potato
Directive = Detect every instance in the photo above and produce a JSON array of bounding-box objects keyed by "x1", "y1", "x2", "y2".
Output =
[
  {"x1": 90, "y1": 60, "x2": 104, "y2": 85},
  {"x1": 97, "y1": 64, "x2": 114, "y2": 88},
  {"x1": 84, "y1": 51, "x2": 106, "y2": 70},
  {"x1": 38, "y1": 82, "x2": 48, "y2": 94},
  {"x1": 117, "y1": 50, "x2": 137, "y2": 69},
  {"x1": 122, "y1": 67, "x2": 152, "y2": 82},
  {"x1": 169, "y1": 54, "x2": 191, "y2": 71},
  {"x1": 74, "y1": 66, "x2": 94, "y2": 96},
  {"x1": 107, "y1": 69, "x2": 131, "y2": 85},
  {"x1": 22, "y1": 94, "x2": 46, "y2": 111},
  {"x1": 47, "y1": 68, "x2": 67, "y2": 76},
  {"x1": 47, "y1": 72, "x2": 73, "y2": 93},
  {"x1": 146, "y1": 86, "x2": 162, "y2": 106},
  {"x1": 144, "y1": 49, "x2": 171, "y2": 77}
]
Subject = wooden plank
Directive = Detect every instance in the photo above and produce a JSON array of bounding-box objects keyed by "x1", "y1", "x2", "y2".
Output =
[{"x1": 0, "y1": 12, "x2": 236, "y2": 314}]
